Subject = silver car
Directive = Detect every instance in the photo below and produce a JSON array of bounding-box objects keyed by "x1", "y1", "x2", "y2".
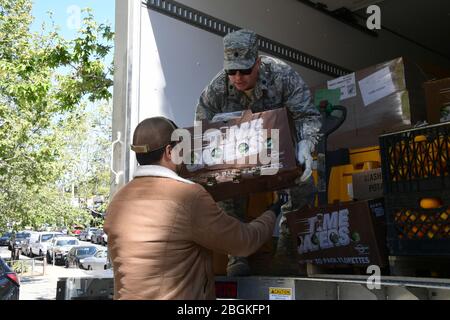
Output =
[
  {"x1": 79, "y1": 250, "x2": 109, "y2": 270},
  {"x1": 92, "y1": 229, "x2": 107, "y2": 246},
  {"x1": 79, "y1": 228, "x2": 99, "y2": 242},
  {"x1": 47, "y1": 237, "x2": 80, "y2": 265}
]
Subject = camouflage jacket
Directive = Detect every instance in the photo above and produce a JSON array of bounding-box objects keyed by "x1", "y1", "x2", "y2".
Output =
[{"x1": 195, "y1": 55, "x2": 321, "y2": 143}]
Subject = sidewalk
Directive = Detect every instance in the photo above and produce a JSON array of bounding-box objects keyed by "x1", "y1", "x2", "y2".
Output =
[
  {"x1": 19, "y1": 264, "x2": 96, "y2": 300},
  {"x1": 1, "y1": 248, "x2": 110, "y2": 300}
]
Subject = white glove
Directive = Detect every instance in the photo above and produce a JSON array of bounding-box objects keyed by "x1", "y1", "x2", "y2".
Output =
[
  {"x1": 296, "y1": 139, "x2": 315, "y2": 183},
  {"x1": 299, "y1": 119, "x2": 322, "y2": 146}
]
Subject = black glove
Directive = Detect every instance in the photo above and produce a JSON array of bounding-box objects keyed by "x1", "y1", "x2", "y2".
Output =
[{"x1": 267, "y1": 192, "x2": 289, "y2": 218}]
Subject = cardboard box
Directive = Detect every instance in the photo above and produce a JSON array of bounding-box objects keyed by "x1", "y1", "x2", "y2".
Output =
[
  {"x1": 424, "y1": 78, "x2": 450, "y2": 123},
  {"x1": 352, "y1": 168, "x2": 383, "y2": 201},
  {"x1": 213, "y1": 252, "x2": 228, "y2": 275},
  {"x1": 311, "y1": 57, "x2": 429, "y2": 150},
  {"x1": 286, "y1": 199, "x2": 388, "y2": 267},
  {"x1": 179, "y1": 108, "x2": 302, "y2": 201}
]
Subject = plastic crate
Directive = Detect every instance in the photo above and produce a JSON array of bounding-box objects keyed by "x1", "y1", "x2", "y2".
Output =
[
  {"x1": 379, "y1": 122, "x2": 450, "y2": 194},
  {"x1": 385, "y1": 190, "x2": 450, "y2": 256}
]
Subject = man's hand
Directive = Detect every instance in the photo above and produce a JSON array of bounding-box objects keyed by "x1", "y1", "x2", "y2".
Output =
[
  {"x1": 268, "y1": 192, "x2": 289, "y2": 217},
  {"x1": 296, "y1": 139, "x2": 315, "y2": 183}
]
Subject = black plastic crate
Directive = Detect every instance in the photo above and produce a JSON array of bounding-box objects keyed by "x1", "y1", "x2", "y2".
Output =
[
  {"x1": 385, "y1": 190, "x2": 450, "y2": 256},
  {"x1": 379, "y1": 122, "x2": 450, "y2": 194}
]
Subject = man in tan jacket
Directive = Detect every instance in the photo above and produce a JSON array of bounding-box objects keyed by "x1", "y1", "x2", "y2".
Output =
[{"x1": 104, "y1": 117, "x2": 285, "y2": 300}]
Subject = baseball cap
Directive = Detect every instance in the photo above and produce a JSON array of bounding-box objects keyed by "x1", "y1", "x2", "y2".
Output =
[
  {"x1": 131, "y1": 117, "x2": 178, "y2": 154},
  {"x1": 223, "y1": 29, "x2": 258, "y2": 70}
]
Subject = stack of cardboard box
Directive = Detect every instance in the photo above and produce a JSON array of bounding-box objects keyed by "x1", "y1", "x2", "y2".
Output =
[
  {"x1": 424, "y1": 78, "x2": 450, "y2": 123},
  {"x1": 311, "y1": 57, "x2": 429, "y2": 151}
]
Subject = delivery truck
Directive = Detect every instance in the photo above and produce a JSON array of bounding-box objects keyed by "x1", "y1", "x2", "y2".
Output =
[{"x1": 56, "y1": 0, "x2": 450, "y2": 300}]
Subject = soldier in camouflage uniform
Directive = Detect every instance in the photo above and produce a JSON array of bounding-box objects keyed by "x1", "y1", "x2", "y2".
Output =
[{"x1": 195, "y1": 29, "x2": 321, "y2": 276}]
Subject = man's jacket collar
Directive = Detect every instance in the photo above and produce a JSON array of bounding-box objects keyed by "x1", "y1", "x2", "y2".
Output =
[{"x1": 134, "y1": 165, "x2": 194, "y2": 184}]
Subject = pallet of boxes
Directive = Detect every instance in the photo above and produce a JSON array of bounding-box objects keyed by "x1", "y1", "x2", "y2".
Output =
[
  {"x1": 286, "y1": 57, "x2": 440, "y2": 276},
  {"x1": 179, "y1": 107, "x2": 302, "y2": 275}
]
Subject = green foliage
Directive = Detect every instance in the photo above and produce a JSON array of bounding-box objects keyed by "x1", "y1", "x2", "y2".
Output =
[
  {"x1": 0, "y1": 0, "x2": 113, "y2": 231},
  {"x1": 10, "y1": 260, "x2": 30, "y2": 274}
]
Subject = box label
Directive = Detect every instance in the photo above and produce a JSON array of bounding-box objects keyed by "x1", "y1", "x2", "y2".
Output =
[
  {"x1": 352, "y1": 168, "x2": 383, "y2": 201},
  {"x1": 359, "y1": 67, "x2": 396, "y2": 106},
  {"x1": 286, "y1": 200, "x2": 387, "y2": 267},
  {"x1": 327, "y1": 73, "x2": 357, "y2": 101},
  {"x1": 269, "y1": 287, "x2": 293, "y2": 300},
  {"x1": 297, "y1": 209, "x2": 352, "y2": 254}
]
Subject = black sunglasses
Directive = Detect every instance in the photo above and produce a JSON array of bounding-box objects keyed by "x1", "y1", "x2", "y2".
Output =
[{"x1": 226, "y1": 62, "x2": 256, "y2": 76}]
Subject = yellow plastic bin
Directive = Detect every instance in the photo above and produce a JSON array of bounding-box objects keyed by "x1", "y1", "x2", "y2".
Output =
[
  {"x1": 349, "y1": 146, "x2": 381, "y2": 167},
  {"x1": 328, "y1": 161, "x2": 381, "y2": 204}
]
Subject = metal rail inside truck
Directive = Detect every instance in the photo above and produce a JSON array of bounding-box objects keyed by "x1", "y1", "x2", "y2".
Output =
[{"x1": 56, "y1": 0, "x2": 450, "y2": 300}]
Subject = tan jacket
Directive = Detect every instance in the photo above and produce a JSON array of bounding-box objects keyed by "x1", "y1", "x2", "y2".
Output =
[{"x1": 104, "y1": 165, "x2": 275, "y2": 300}]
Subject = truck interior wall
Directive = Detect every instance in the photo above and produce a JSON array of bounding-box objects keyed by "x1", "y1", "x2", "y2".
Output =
[
  {"x1": 138, "y1": 9, "x2": 331, "y2": 130},
  {"x1": 177, "y1": 0, "x2": 450, "y2": 79},
  {"x1": 139, "y1": 0, "x2": 450, "y2": 126},
  {"x1": 138, "y1": 9, "x2": 225, "y2": 128}
]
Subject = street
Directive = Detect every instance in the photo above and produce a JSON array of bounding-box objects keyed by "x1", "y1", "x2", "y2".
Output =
[{"x1": 0, "y1": 242, "x2": 112, "y2": 300}]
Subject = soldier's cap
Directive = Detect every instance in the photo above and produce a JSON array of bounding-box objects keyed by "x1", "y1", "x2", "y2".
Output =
[
  {"x1": 131, "y1": 117, "x2": 178, "y2": 154},
  {"x1": 223, "y1": 29, "x2": 258, "y2": 70}
]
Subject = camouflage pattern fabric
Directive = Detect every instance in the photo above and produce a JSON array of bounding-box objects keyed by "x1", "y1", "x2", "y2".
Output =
[{"x1": 223, "y1": 29, "x2": 258, "y2": 70}]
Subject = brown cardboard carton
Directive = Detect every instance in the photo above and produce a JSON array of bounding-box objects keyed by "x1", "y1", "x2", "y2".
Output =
[
  {"x1": 179, "y1": 108, "x2": 301, "y2": 201},
  {"x1": 352, "y1": 168, "x2": 383, "y2": 201},
  {"x1": 311, "y1": 57, "x2": 429, "y2": 150},
  {"x1": 286, "y1": 199, "x2": 388, "y2": 267},
  {"x1": 213, "y1": 252, "x2": 228, "y2": 275},
  {"x1": 424, "y1": 78, "x2": 450, "y2": 123}
]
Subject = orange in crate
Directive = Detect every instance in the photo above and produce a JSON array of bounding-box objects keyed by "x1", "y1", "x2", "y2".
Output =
[{"x1": 420, "y1": 198, "x2": 443, "y2": 209}]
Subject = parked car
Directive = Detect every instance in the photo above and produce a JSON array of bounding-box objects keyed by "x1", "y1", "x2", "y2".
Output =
[
  {"x1": 8, "y1": 231, "x2": 33, "y2": 251},
  {"x1": 0, "y1": 257, "x2": 20, "y2": 300},
  {"x1": 20, "y1": 238, "x2": 32, "y2": 257},
  {"x1": 78, "y1": 227, "x2": 99, "y2": 242},
  {"x1": 91, "y1": 229, "x2": 108, "y2": 245},
  {"x1": 29, "y1": 232, "x2": 64, "y2": 257},
  {"x1": 0, "y1": 232, "x2": 12, "y2": 247},
  {"x1": 79, "y1": 249, "x2": 109, "y2": 270},
  {"x1": 47, "y1": 237, "x2": 80, "y2": 265},
  {"x1": 102, "y1": 233, "x2": 108, "y2": 246},
  {"x1": 65, "y1": 245, "x2": 99, "y2": 268},
  {"x1": 71, "y1": 226, "x2": 84, "y2": 237},
  {"x1": 19, "y1": 231, "x2": 38, "y2": 257}
]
